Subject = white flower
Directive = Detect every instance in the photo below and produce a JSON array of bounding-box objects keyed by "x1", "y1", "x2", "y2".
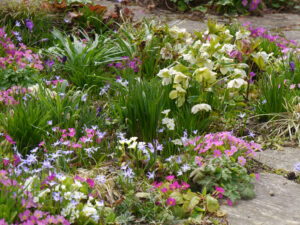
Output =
[
  {"x1": 157, "y1": 68, "x2": 172, "y2": 85},
  {"x1": 128, "y1": 141, "x2": 137, "y2": 149},
  {"x1": 182, "y1": 53, "x2": 196, "y2": 64},
  {"x1": 220, "y1": 44, "x2": 235, "y2": 53},
  {"x1": 252, "y1": 51, "x2": 273, "y2": 62},
  {"x1": 172, "y1": 139, "x2": 183, "y2": 145},
  {"x1": 181, "y1": 163, "x2": 191, "y2": 172},
  {"x1": 236, "y1": 30, "x2": 250, "y2": 40},
  {"x1": 72, "y1": 180, "x2": 83, "y2": 188},
  {"x1": 95, "y1": 200, "x2": 104, "y2": 208},
  {"x1": 193, "y1": 67, "x2": 217, "y2": 84},
  {"x1": 82, "y1": 205, "x2": 97, "y2": 217},
  {"x1": 162, "y1": 118, "x2": 175, "y2": 130},
  {"x1": 146, "y1": 34, "x2": 152, "y2": 41},
  {"x1": 161, "y1": 109, "x2": 171, "y2": 117},
  {"x1": 227, "y1": 78, "x2": 247, "y2": 89},
  {"x1": 169, "y1": 26, "x2": 190, "y2": 39},
  {"x1": 23, "y1": 175, "x2": 37, "y2": 191},
  {"x1": 233, "y1": 68, "x2": 247, "y2": 79},
  {"x1": 191, "y1": 104, "x2": 212, "y2": 114}
]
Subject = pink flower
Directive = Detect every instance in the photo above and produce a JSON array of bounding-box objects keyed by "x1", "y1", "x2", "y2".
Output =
[
  {"x1": 238, "y1": 156, "x2": 246, "y2": 166},
  {"x1": 0, "y1": 219, "x2": 8, "y2": 225},
  {"x1": 33, "y1": 210, "x2": 45, "y2": 219},
  {"x1": 255, "y1": 173, "x2": 259, "y2": 180},
  {"x1": 227, "y1": 198, "x2": 233, "y2": 206},
  {"x1": 166, "y1": 197, "x2": 176, "y2": 206},
  {"x1": 195, "y1": 156, "x2": 203, "y2": 166},
  {"x1": 213, "y1": 149, "x2": 221, "y2": 158},
  {"x1": 290, "y1": 84, "x2": 296, "y2": 90},
  {"x1": 224, "y1": 150, "x2": 233, "y2": 156},
  {"x1": 46, "y1": 215, "x2": 57, "y2": 224},
  {"x1": 166, "y1": 175, "x2": 175, "y2": 181},
  {"x1": 86, "y1": 178, "x2": 95, "y2": 188},
  {"x1": 19, "y1": 209, "x2": 31, "y2": 221}
]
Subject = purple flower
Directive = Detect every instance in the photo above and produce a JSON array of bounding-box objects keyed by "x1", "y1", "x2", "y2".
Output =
[
  {"x1": 242, "y1": 0, "x2": 248, "y2": 6},
  {"x1": 294, "y1": 162, "x2": 300, "y2": 171},
  {"x1": 45, "y1": 59, "x2": 54, "y2": 68},
  {"x1": 290, "y1": 61, "x2": 295, "y2": 71},
  {"x1": 249, "y1": 72, "x2": 256, "y2": 83},
  {"x1": 25, "y1": 19, "x2": 34, "y2": 32},
  {"x1": 62, "y1": 56, "x2": 67, "y2": 63},
  {"x1": 96, "y1": 106, "x2": 102, "y2": 117}
]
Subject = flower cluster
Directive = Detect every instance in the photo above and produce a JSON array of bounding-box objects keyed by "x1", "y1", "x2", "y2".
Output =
[
  {"x1": 187, "y1": 131, "x2": 262, "y2": 166},
  {"x1": 0, "y1": 86, "x2": 28, "y2": 106},
  {"x1": 241, "y1": 0, "x2": 261, "y2": 11},
  {"x1": 157, "y1": 23, "x2": 251, "y2": 109},
  {"x1": 108, "y1": 56, "x2": 141, "y2": 73},
  {"x1": 244, "y1": 23, "x2": 299, "y2": 55},
  {"x1": 0, "y1": 27, "x2": 43, "y2": 70}
]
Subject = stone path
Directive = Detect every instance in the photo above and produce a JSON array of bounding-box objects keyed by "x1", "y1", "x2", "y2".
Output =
[
  {"x1": 221, "y1": 147, "x2": 300, "y2": 225},
  {"x1": 96, "y1": 0, "x2": 300, "y2": 44},
  {"x1": 221, "y1": 172, "x2": 300, "y2": 225}
]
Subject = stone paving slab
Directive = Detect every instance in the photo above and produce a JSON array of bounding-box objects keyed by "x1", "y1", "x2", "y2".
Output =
[
  {"x1": 96, "y1": 0, "x2": 300, "y2": 43},
  {"x1": 221, "y1": 172, "x2": 300, "y2": 225},
  {"x1": 257, "y1": 147, "x2": 300, "y2": 172}
]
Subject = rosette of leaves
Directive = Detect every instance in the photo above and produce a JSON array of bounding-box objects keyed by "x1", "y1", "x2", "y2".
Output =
[
  {"x1": 0, "y1": 67, "x2": 39, "y2": 89},
  {"x1": 190, "y1": 156, "x2": 255, "y2": 203}
]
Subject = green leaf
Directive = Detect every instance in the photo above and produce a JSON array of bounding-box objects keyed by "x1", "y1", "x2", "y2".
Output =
[{"x1": 206, "y1": 195, "x2": 220, "y2": 213}]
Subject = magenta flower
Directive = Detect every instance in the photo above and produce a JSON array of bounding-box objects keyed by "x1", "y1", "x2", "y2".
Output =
[
  {"x1": 227, "y1": 198, "x2": 233, "y2": 206},
  {"x1": 181, "y1": 181, "x2": 190, "y2": 190},
  {"x1": 5, "y1": 134, "x2": 16, "y2": 144},
  {"x1": 0, "y1": 219, "x2": 7, "y2": 225},
  {"x1": 161, "y1": 187, "x2": 168, "y2": 193},
  {"x1": 166, "y1": 197, "x2": 176, "y2": 206},
  {"x1": 74, "y1": 175, "x2": 84, "y2": 182},
  {"x1": 255, "y1": 173, "x2": 259, "y2": 180},
  {"x1": 215, "y1": 186, "x2": 225, "y2": 194},
  {"x1": 153, "y1": 181, "x2": 162, "y2": 188},
  {"x1": 86, "y1": 178, "x2": 95, "y2": 188}
]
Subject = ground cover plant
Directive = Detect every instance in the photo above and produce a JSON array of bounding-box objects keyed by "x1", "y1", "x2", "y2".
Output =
[{"x1": 0, "y1": 0, "x2": 300, "y2": 224}]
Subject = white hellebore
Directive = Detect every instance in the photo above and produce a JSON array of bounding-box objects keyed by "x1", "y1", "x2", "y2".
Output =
[
  {"x1": 227, "y1": 78, "x2": 247, "y2": 89},
  {"x1": 191, "y1": 104, "x2": 212, "y2": 114}
]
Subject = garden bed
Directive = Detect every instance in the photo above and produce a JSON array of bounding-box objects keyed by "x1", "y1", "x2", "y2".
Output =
[{"x1": 0, "y1": 0, "x2": 299, "y2": 224}]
